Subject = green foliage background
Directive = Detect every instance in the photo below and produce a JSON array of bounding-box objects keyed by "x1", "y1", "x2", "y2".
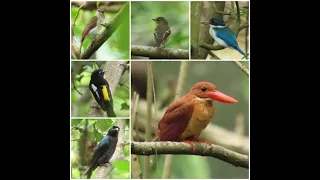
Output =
[
  {"x1": 71, "y1": 2, "x2": 130, "y2": 59},
  {"x1": 71, "y1": 61, "x2": 130, "y2": 117},
  {"x1": 132, "y1": 61, "x2": 249, "y2": 178},
  {"x1": 131, "y1": 1, "x2": 189, "y2": 49},
  {"x1": 71, "y1": 119, "x2": 130, "y2": 179}
]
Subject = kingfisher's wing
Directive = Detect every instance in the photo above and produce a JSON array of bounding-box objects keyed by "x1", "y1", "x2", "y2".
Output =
[
  {"x1": 158, "y1": 96, "x2": 194, "y2": 141},
  {"x1": 215, "y1": 27, "x2": 239, "y2": 48}
]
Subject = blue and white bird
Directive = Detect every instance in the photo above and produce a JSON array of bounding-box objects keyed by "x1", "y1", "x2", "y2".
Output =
[{"x1": 208, "y1": 18, "x2": 248, "y2": 59}]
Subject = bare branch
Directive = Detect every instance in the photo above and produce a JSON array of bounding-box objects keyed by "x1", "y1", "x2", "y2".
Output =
[
  {"x1": 131, "y1": 142, "x2": 249, "y2": 169},
  {"x1": 131, "y1": 45, "x2": 189, "y2": 59},
  {"x1": 232, "y1": 61, "x2": 249, "y2": 76},
  {"x1": 81, "y1": 3, "x2": 129, "y2": 59}
]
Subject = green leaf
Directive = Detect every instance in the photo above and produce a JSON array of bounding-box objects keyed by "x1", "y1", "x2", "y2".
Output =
[
  {"x1": 96, "y1": 120, "x2": 113, "y2": 132},
  {"x1": 71, "y1": 119, "x2": 82, "y2": 126},
  {"x1": 113, "y1": 160, "x2": 129, "y2": 172},
  {"x1": 93, "y1": 63, "x2": 100, "y2": 70},
  {"x1": 120, "y1": 102, "x2": 129, "y2": 110},
  {"x1": 94, "y1": 128, "x2": 104, "y2": 142}
]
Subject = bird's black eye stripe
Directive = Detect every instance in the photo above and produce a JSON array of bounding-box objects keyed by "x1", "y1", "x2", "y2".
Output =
[{"x1": 201, "y1": 87, "x2": 206, "y2": 92}]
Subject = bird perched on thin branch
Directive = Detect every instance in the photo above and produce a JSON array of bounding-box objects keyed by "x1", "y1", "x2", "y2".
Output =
[
  {"x1": 86, "y1": 126, "x2": 120, "y2": 179},
  {"x1": 79, "y1": 9, "x2": 105, "y2": 55},
  {"x1": 152, "y1": 17, "x2": 171, "y2": 48},
  {"x1": 208, "y1": 17, "x2": 248, "y2": 59},
  {"x1": 89, "y1": 69, "x2": 116, "y2": 117},
  {"x1": 154, "y1": 81, "x2": 237, "y2": 152}
]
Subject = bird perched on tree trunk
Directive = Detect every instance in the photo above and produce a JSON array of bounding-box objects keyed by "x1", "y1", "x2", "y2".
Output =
[
  {"x1": 208, "y1": 17, "x2": 248, "y2": 59},
  {"x1": 154, "y1": 81, "x2": 237, "y2": 152},
  {"x1": 79, "y1": 9, "x2": 105, "y2": 55},
  {"x1": 153, "y1": 17, "x2": 171, "y2": 48},
  {"x1": 89, "y1": 69, "x2": 116, "y2": 117},
  {"x1": 86, "y1": 126, "x2": 120, "y2": 179}
]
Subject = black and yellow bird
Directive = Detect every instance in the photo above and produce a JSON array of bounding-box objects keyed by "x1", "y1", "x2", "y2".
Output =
[{"x1": 89, "y1": 69, "x2": 116, "y2": 117}]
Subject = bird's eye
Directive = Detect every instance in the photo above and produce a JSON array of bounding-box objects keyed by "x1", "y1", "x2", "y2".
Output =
[{"x1": 201, "y1": 87, "x2": 206, "y2": 92}]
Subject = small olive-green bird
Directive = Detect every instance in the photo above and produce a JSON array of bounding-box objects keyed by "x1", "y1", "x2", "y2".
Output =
[{"x1": 152, "y1": 17, "x2": 171, "y2": 48}]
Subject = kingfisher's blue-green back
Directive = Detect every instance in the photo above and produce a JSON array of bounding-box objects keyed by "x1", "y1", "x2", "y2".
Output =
[{"x1": 214, "y1": 27, "x2": 239, "y2": 49}]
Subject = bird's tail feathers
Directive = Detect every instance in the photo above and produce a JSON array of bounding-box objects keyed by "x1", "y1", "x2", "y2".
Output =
[
  {"x1": 236, "y1": 47, "x2": 248, "y2": 59},
  {"x1": 85, "y1": 165, "x2": 94, "y2": 179},
  {"x1": 106, "y1": 105, "x2": 116, "y2": 117}
]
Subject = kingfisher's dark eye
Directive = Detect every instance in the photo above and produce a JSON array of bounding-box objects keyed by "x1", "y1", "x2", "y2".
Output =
[{"x1": 201, "y1": 87, "x2": 206, "y2": 92}]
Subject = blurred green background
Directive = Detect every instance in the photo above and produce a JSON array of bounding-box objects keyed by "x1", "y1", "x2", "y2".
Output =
[
  {"x1": 71, "y1": 1, "x2": 130, "y2": 59},
  {"x1": 131, "y1": 61, "x2": 249, "y2": 179},
  {"x1": 71, "y1": 61, "x2": 130, "y2": 117},
  {"x1": 71, "y1": 119, "x2": 130, "y2": 179},
  {"x1": 131, "y1": 1, "x2": 189, "y2": 50}
]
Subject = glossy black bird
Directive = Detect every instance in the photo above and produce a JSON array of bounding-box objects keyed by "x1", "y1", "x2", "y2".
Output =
[
  {"x1": 89, "y1": 69, "x2": 116, "y2": 117},
  {"x1": 86, "y1": 125, "x2": 120, "y2": 179},
  {"x1": 153, "y1": 17, "x2": 171, "y2": 48}
]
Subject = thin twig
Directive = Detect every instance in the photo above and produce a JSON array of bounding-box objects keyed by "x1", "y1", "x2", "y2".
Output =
[
  {"x1": 132, "y1": 142, "x2": 249, "y2": 169},
  {"x1": 232, "y1": 61, "x2": 249, "y2": 76},
  {"x1": 143, "y1": 62, "x2": 153, "y2": 178}
]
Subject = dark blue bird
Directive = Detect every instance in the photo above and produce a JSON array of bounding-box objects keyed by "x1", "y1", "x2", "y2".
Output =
[
  {"x1": 86, "y1": 125, "x2": 120, "y2": 179},
  {"x1": 208, "y1": 18, "x2": 248, "y2": 59}
]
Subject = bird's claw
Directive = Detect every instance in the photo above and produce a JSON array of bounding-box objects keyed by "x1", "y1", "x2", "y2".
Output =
[{"x1": 180, "y1": 140, "x2": 196, "y2": 153}]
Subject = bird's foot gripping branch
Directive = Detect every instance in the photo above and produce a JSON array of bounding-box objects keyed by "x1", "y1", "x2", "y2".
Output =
[{"x1": 131, "y1": 141, "x2": 249, "y2": 169}]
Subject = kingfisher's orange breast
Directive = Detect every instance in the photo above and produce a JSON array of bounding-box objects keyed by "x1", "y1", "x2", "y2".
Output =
[{"x1": 179, "y1": 98, "x2": 215, "y2": 140}]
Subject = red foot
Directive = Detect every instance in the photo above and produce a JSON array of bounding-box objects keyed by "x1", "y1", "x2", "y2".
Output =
[{"x1": 180, "y1": 140, "x2": 196, "y2": 152}]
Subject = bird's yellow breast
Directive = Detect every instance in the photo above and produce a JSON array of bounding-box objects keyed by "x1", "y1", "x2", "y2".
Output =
[{"x1": 179, "y1": 98, "x2": 215, "y2": 140}]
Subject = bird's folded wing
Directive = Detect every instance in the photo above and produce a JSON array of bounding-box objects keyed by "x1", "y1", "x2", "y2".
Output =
[
  {"x1": 82, "y1": 16, "x2": 98, "y2": 40},
  {"x1": 215, "y1": 28, "x2": 239, "y2": 48},
  {"x1": 158, "y1": 97, "x2": 194, "y2": 141},
  {"x1": 89, "y1": 137, "x2": 110, "y2": 166}
]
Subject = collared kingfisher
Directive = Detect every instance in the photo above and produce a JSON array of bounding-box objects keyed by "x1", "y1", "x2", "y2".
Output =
[{"x1": 208, "y1": 17, "x2": 248, "y2": 59}]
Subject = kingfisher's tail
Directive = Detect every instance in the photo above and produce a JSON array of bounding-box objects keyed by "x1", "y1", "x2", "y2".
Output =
[{"x1": 236, "y1": 47, "x2": 248, "y2": 59}]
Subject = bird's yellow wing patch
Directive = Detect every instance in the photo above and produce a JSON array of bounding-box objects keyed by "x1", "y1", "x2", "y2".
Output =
[{"x1": 102, "y1": 85, "x2": 110, "y2": 101}]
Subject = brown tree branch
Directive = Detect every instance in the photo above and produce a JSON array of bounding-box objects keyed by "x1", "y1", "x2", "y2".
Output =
[
  {"x1": 93, "y1": 119, "x2": 127, "y2": 179},
  {"x1": 191, "y1": 1, "x2": 202, "y2": 59},
  {"x1": 71, "y1": 2, "x2": 85, "y2": 59},
  {"x1": 80, "y1": 3, "x2": 129, "y2": 59},
  {"x1": 131, "y1": 142, "x2": 249, "y2": 169},
  {"x1": 197, "y1": 1, "x2": 225, "y2": 59},
  {"x1": 131, "y1": 45, "x2": 189, "y2": 59},
  {"x1": 88, "y1": 61, "x2": 128, "y2": 117}
]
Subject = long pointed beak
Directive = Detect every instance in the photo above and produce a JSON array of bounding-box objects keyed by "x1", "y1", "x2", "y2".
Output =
[
  {"x1": 207, "y1": 90, "x2": 238, "y2": 104},
  {"x1": 152, "y1": 19, "x2": 156, "y2": 21}
]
